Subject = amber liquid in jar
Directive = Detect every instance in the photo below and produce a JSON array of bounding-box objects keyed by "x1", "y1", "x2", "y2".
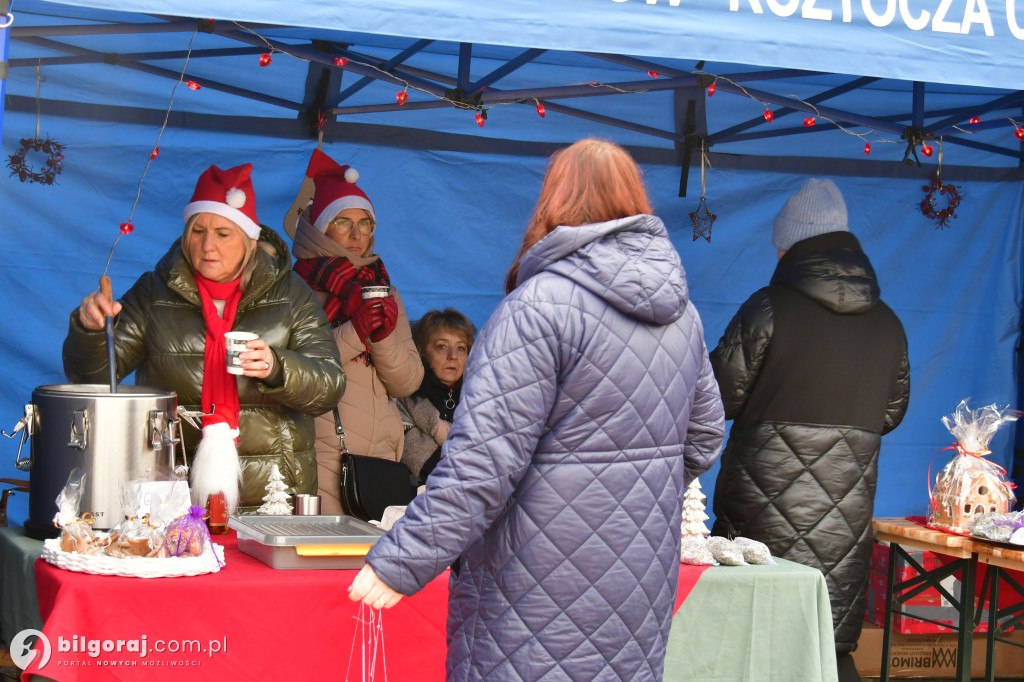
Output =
[{"x1": 206, "y1": 492, "x2": 228, "y2": 535}]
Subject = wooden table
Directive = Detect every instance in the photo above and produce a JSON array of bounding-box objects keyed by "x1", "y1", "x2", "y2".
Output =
[{"x1": 872, "y1": 517, "x2": 1024, "y2": 682}]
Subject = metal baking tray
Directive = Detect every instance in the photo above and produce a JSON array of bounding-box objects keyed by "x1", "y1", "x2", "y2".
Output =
[{"x1": 228, "y1": 515, "x2": 384, "y2": 570}]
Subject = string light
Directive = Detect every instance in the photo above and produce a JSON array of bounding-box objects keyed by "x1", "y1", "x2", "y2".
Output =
[
  {"x1": 921, "y1": 144, "x2": 934, "y2": 157},
  {"x1": 259, "y1": 53, "x2": 272, "y2": 67},
  {"x1": 334, "y1": 57, "x2": 348, "y2": 67},
  {"x1": 396, "y1": 90, "x2": 409, "y2": 105},
  {"x1": 186, "y1": 80, "x2": 201, "y2": 90},
  {"x1": 864, "y1": 143, "x2": 871, "y2": 155},
  {"x1": 763, "y1": 110, "x2": 774, "y2": 123},
  {"x1": 647, "y1": 71, "x2": 659, "y2": 78},
  {"x1": 119, "y1": 222, "x2": 135, "y2": 235},
  {"x1": 1015, "y1": 128, "x2": 1024, "y2": 141},
  {"x1": 149, "y1": 147, "x2": 159, "y2": 160},
  {"x1": 707, "y1": 82, "x2": 716, "y2": 96},
  {"x1": 536, "y1": 102, "x2": 546, "y2": 118},
  {"x1": 803, "y1": 117, "x2": 816, "y2": 127},
  {"x1": 475, "y1": 111, "x2": 485, "y2": 127},
  {"x1": 969, "y1": 116, "x2": 981, "y2": 124}
]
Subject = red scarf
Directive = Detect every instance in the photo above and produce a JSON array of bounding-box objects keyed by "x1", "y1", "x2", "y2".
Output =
[{"x1": 194, "y1": 274, "x2": 244, "y2": 431}]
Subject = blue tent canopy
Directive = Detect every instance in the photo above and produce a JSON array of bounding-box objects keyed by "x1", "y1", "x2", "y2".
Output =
[{"x1": 1, "y1": 0, "x2": 1022, "y2": 528}]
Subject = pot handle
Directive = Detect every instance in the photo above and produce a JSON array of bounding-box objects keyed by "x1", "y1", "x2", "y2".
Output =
[{"x1": 2, "y1": 404, "x2": 36, "y2": 471}]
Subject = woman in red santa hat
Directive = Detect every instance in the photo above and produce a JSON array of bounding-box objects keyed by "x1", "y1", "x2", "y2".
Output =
[
  {"x1": 286, "y1": 150, "x2": 423, "y2": 518},
  {"x1": 65, "y1": 163, "x2": 345, "y2": 514}
]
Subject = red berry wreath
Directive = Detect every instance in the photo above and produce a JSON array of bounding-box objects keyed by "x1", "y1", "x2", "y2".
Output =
[
  {"x1": 6, "y1": 136, "x2": 66, "y2": 185},
  {"x1": 919, "y1": 172, "x2": 962, "y2": 230}
]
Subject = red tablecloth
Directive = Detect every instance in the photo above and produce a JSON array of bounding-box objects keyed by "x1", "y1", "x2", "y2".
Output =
[{"x1": 23, "y1": 532, "x2": 707, "y2": 681}]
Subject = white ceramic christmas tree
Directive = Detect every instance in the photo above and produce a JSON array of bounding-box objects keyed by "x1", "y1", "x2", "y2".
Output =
[
  {"x1": 680, "y1": 477, "x2": 710, "y2": 540},
  {"x1": 257, "y1": 464, "x2": 293, "y2": 515}
]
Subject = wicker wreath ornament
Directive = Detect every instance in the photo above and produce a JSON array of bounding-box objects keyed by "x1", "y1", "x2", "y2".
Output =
[{"x1": 6, "y1": 136, "x2": 66, "y2": 185}]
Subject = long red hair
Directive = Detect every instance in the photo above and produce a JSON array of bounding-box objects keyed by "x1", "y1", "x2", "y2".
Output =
[{"x1": 505, "y1": 138, "x2": 652, "y2": 293}]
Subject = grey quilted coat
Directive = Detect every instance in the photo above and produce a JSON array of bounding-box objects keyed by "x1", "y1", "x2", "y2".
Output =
[
  {"x1": 367, "y1": 214, "x2": 726, "y2": 681},
  {"x1": 709, "y1": 231, "x2": 910, "y2": 653}
]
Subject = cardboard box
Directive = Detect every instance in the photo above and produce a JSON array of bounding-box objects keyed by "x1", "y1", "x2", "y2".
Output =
[{"x1": 853, "y1": 623, "x2": 1024, "y2": 678}]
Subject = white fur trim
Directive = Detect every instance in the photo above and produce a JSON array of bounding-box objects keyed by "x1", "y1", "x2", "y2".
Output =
[
  {"x1": 313, "y1": 196, "x2": 375, "y2": 232},
  {"x1": 183, "y1": 200, "x2": 261, "y2": 240},
  {"x1": 225, "y1": 187, "x2": 247, "y2": 208},
  {"x1": 344, "y1": 167, "x2": 359, "y2": 184},
  {"x1": 190, "y1": 422, "x2": 242, "y2": 514}
]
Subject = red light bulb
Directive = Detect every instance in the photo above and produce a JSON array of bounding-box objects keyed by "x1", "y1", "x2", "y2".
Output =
[
  {"x1": 396, "y1": 90, "x2": 409, "y2": 106},
  {"x1": 334, "y1": 57, "x2": 348, "y2": 67},
  {"x1": 864, "y1": 143, "x2": 871, "y2": 155},
  {"x1": 149, "y1": 147, "x2": 159, "y2": 160},
  {"x1": 707, "y1": 82, "x2": 716, "y2": 96},
  {"x1": 1015, "y1": 128, "x2": 1024, "y2": 141},
  {"x1": 475, "y1": 112, "x2": 485, "y2": 127},
  {"x1": 763, "y1": 110, "x2": 774, "y2": 123},
  {"x1": 186, "y1": 80, "x2": 201, "y2": 91},
  {"x1": 921, "y1": 144, "x2": 934, "y2": 157},
  {"x1": 803, "y1": 117, "x2": 816, "y2": 127},
  {"x1": 536, "y1": 103, "x2": 546, "y2": 118},
  {"x1": 969, "y1": 116, "x2": 981, "y2": 124},
  {"x1": 119, "y1": 222, "x2": 135, "y2": 235},
  {"x1": 647, "y1": 71, "x2": 659, "y2": 78},
  {"x1": 259, "y1": 53, "x2": 272, "y2": 67}
]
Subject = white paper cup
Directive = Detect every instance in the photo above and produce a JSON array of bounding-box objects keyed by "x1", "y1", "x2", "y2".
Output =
[
  {"x1": 361, "y1": 285, "x2": 390, "y2": 300},
  {"x1": 225, "y1": 331, "x2": 259, "y2": 375}
]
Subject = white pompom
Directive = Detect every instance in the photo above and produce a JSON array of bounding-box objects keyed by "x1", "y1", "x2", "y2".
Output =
[
  {"x1": 225, "y1": 187, "x2": 247, "y2": 208},
  {"x1": 344, "y1": 167, "x2": 359, "y2": 184},
  {"x1": 190, "y1": 422, "x2": 242, "y2": 514}
]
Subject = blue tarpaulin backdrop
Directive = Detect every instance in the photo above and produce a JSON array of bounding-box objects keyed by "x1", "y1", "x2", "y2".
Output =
[{"x1": 1, "y1": 0, "x2": 1023, "y2": 528}]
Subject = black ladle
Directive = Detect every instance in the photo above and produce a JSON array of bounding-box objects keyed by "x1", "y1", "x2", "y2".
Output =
[{"x1": 100, "y1": 276, "x2": 117, "y2": 393}]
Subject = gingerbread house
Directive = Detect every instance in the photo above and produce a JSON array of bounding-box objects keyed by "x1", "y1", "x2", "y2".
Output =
[{"x1": 928, "y1": 459, "x2": 1014, "y2": 532}]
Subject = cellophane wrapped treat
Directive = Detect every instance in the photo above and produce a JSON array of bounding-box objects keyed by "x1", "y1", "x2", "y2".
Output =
[
  {"x1": 706, "y1": 536, "x2": 747, "y2": 566},
  {"x1": 680, "y1": 536, "x2": 718, "y2": 566},
  {"x1": 928, "y1": 399, "x2": 1018, "y2": 533},
  {"x1": 968, "y1": 511, "x2": 1024, "y2": 545},
  {"x1": 104, "y1": 479, "x2": 163, "y2": 558},
  {"x1": 733, "y1": 537, "x2": 774, "y2": 565},
  {"x1": 157, "y1": 505, "x2": 213, "y2": 558},
  {"x1": 53, "y1": 468, "x2": 105, "y2": 554}
]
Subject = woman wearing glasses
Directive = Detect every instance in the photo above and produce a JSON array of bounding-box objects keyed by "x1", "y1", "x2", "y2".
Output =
[{"x1": 287, "y1": 151, "x2": 423, "y2": 516}]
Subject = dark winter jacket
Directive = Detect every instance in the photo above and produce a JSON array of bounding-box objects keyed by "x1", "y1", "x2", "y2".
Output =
[
  {"x1": 63, "y1": 227, "x2": 346, "y2": 512},
  {"x1": 710, "y1": 231, "x2": 910, "y2": 652},
  {"x1": 398, "y1": 370, "x2": 462, "y2": 482},
  {"x1": 368, "y1": 214, "x2": 726, "y2": 681}
]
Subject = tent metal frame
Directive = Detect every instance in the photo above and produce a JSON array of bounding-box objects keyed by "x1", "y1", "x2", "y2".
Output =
[{"x1": 7, "y1": 12, "x2": 1024, "y2": 192}]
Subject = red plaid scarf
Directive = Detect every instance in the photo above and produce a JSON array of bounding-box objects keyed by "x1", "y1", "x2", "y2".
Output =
[{"x1": 293, "y1": 256, "x2": 390, "y2": 325}]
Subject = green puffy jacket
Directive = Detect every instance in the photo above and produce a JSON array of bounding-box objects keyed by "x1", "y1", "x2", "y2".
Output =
[{"x1": 63, "y1": 227, "x2": 346, "y2": 512}]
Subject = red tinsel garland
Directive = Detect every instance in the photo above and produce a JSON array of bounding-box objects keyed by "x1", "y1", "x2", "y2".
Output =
[
  {"x1": 919, "y1": 172, "x2": 962, "y2": 230},
  {"x1": 6, "y1": 136, "x2": 66, "y2": 185}
]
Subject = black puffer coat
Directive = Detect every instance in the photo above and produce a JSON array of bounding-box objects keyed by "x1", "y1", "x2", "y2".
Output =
[
  {"x1": 710, "y1": 231, "x2": 910, "y2": 652},
  {"x1": 63, "y1": 227, "x2": 346, "y2": 512}
]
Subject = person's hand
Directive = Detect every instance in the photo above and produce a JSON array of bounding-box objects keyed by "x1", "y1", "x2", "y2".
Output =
[
  {"x1": 369, "y1": 295, "x2": 398, "y2": 342},
  {"x1": 77, "y1": 290, "x2": 122, "y2": 331},
  {"x1": 349, "y1": 564, "x2": 403, "y2": 610},
  {"x1": 350, "y1": 297, "x2": 385, "y2": 344},
  {"x1": 238, "y1": 337, "x2": 276, "y2": 380}
]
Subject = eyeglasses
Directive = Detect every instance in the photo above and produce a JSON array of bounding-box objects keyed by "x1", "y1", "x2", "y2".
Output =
[{"x1": 328, "y1": 217, "x2": 375, "y2": 236}]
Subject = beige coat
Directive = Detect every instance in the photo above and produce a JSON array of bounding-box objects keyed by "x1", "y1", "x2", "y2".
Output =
[{"x1": 311, "y1": 286, "x2": 423, "y2": 514}]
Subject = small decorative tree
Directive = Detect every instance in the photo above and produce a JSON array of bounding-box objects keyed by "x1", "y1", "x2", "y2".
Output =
[
  {"x1": 680, "y1": 477, "x2": 710, "y2": 540},
  {"x1": 257, "y1": 464, "x2": 293, "y2": 515}
]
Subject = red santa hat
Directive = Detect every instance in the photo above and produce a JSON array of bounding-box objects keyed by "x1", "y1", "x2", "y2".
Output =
[
  {"x1": 182, "y1": 163, "x2": 262, "y2": 240},
  {"x1": 310, "y1": 155, "x2": 375, "y2": 232}
]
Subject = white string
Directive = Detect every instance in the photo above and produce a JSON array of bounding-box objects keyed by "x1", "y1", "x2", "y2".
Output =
[{"x1": 345, "y1": 602, "x2": 388, "y2": 681}]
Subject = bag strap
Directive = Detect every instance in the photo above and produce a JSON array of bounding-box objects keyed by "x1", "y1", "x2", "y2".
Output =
[{"x1": 332, "y1": 407, "x2": 350, "y2": 455}]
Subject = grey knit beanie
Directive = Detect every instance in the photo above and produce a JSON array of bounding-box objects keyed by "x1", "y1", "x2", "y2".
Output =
[{"x1": 772, "y1": 178, "x2": 848, "y2": 251}]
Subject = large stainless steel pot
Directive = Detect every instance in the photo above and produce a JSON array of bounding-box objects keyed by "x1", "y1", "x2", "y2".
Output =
[{"x1": 5, "y1": 384, "x2": 184, "y2": 539}]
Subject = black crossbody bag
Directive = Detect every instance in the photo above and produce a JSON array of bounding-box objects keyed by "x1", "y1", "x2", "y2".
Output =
[{"x1": 333, "y1": 408, "x2": 416, "y2": 522}]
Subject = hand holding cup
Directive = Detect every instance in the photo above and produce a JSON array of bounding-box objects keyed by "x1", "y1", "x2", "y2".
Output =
[{"x1": 225, "y1": 331, "x2": 275, "y2": 379}]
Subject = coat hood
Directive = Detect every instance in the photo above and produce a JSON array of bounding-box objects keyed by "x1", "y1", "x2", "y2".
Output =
[
  {"x1": 517, "y1": 214, "x2": 690, "y2": 325},
  {"x1": 771, "y1": 231, "x2": 880, "y2": 314}
]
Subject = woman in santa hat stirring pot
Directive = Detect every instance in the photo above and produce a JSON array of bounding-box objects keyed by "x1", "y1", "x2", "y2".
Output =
[
  {"x1": 65, "y1": 163, "x2": 345, "y2": 515},
  {"x1": 287, "y1": 151, "x2": 423, "y2": 517}
]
